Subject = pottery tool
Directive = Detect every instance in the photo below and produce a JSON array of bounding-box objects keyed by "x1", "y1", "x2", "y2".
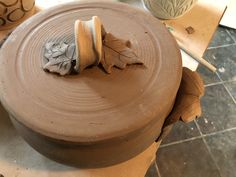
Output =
[
  {"x1": 161, "y1": 0, "x2": 227, "y2": 71},
  {"x1": 178, "y1": 42, "x2": 217, "y2": 72},
  {"x1": 166, "y1": 24, "x2": 217, "y2": 72}
]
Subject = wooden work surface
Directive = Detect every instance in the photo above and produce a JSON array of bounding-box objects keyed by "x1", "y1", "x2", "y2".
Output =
[{"x1": 163, "y1": 0, "x2": 227, "y2": 57}]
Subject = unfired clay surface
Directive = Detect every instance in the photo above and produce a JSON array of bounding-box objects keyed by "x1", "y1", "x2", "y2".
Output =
[
  {"x1": 43, "y1": 42, "x2": 75, "y2": 75},
  {"x1": 43, "y1": 16, "x2": 142, "y2": 75},
  {"x1": 0, "y1": 1, "x2": 182, "y2": 167}
]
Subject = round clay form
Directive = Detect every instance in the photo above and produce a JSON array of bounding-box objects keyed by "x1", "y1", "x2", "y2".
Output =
[
  {"x1": 0, "y1": 0, "x2": 35, "y2": 30},
  {"x1": 143, "y1": 0, "x2": 198, "y2": 19},
  {"x1": 0, "y1": 1, "x2": 182, "y2": 167}
]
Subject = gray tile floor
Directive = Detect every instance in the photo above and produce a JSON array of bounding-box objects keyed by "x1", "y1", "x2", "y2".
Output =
[{"x1": 145, "y1": 26, "x2": 236, "y2": 177}]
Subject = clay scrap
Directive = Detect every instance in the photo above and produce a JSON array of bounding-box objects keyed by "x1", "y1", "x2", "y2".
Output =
[{"x1": 43, "y1": 16, "x2": 143, "y2": 75}]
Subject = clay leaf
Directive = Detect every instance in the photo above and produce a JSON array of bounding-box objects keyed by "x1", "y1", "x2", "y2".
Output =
[
  {"x1": 43, "y1": 42, "x2": 73, "y2": 75},
  {"x1": 101, "y1": 33, "x2": 143, "y2": 73},
  {"x1": 43, "y1": 56, "x2": 72, "y2": 76},
  {"x1": 44, "y1": 42, "x2": 68, "y2": 59}
]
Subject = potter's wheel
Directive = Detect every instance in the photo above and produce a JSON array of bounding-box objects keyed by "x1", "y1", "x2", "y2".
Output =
[{"x1": 0, "y1": 1, "x2": 182, "y2": 167}]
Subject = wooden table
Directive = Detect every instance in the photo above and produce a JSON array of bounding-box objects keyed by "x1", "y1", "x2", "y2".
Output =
[{"x1": 162, "y1": 0, "x2": 227, "y2": 57}]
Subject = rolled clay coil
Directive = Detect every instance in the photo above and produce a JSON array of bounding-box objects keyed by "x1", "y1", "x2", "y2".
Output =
[{"x1": 74, "y1": 16, "x2": 102, "y2": 73}]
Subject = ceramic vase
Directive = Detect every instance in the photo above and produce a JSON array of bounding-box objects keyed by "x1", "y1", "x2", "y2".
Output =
[
  {"x1": 143, "y1": 0, "x2": 198, "y2": 19},
  {"x1": 0, "y1": 0, "x2": 35, "y2": 30}
]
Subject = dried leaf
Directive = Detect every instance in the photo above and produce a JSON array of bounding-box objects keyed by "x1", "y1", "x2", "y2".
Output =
[{"x1": 101, "y1": 33, "x2": 143, "y2": 73}]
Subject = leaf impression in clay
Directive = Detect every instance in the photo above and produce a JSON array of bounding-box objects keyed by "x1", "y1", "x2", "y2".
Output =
[{"x1": 101, "y1": 33, "x2": 142, "y2": 74}]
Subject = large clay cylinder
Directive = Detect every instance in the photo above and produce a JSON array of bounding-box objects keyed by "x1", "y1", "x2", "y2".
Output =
[
  {"x1": 0, "y1": 1, "x2": 182, "y2": 168},
  {"x1": 0, "y1": 0, "x2": 35, "y2": 30},
  {"x1": 143, "y1": 0, "x2": 198, "y2": 19}
]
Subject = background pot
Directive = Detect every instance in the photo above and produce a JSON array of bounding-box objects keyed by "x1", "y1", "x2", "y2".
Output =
[
  {"x1": 143, "y1": 0, "x2": 198, "y2": 19},
  {"x1": 0, "y1": 0, "x2": 35, "y2": 30}
]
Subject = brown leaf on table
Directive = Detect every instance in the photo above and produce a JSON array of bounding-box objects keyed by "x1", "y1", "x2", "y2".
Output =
[{"x1": 101, "y1": 33, "x2": 143, "y2": 73}]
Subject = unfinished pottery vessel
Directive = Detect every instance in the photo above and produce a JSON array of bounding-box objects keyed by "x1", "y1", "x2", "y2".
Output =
[
  {"x1": 0, "y1": 1, "x2": 182, "y2": 167},
  {"x1": 143, "y1": 0, "x2": 198, "y2": 19},
  {"x1": 0, "y1": 0, "x2": 35, "y2": 30}
]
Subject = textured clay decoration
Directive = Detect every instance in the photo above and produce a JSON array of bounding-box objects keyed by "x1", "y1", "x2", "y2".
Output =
[
  {"x1": 42, "y1": 16, "x2": 143, "y2": 75},
  {"x1": 0, "y1": 0, "x2": 35, "y2": 30},
  {"x1": 143, "y1": 0, "x2": 198, "y2": 19},
  {"x1": 157, "y1": 67, "x2": 204, "y2": 141}
]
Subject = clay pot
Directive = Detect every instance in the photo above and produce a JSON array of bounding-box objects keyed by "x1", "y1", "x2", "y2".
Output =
[
  {"x1": 0, "y1": 0, "x2": 35, "y2": 30},
  {"x1": 0, "y1": 1, "x2": 182, "y2": 167},
  {"x1": 143, "y1": 0, "x2": 198, "y2": 19}
]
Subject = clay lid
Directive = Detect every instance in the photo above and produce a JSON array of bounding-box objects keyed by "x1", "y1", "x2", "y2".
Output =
[{"x1": 0, "y1": 2, "x2": 182, "y2": 143}]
